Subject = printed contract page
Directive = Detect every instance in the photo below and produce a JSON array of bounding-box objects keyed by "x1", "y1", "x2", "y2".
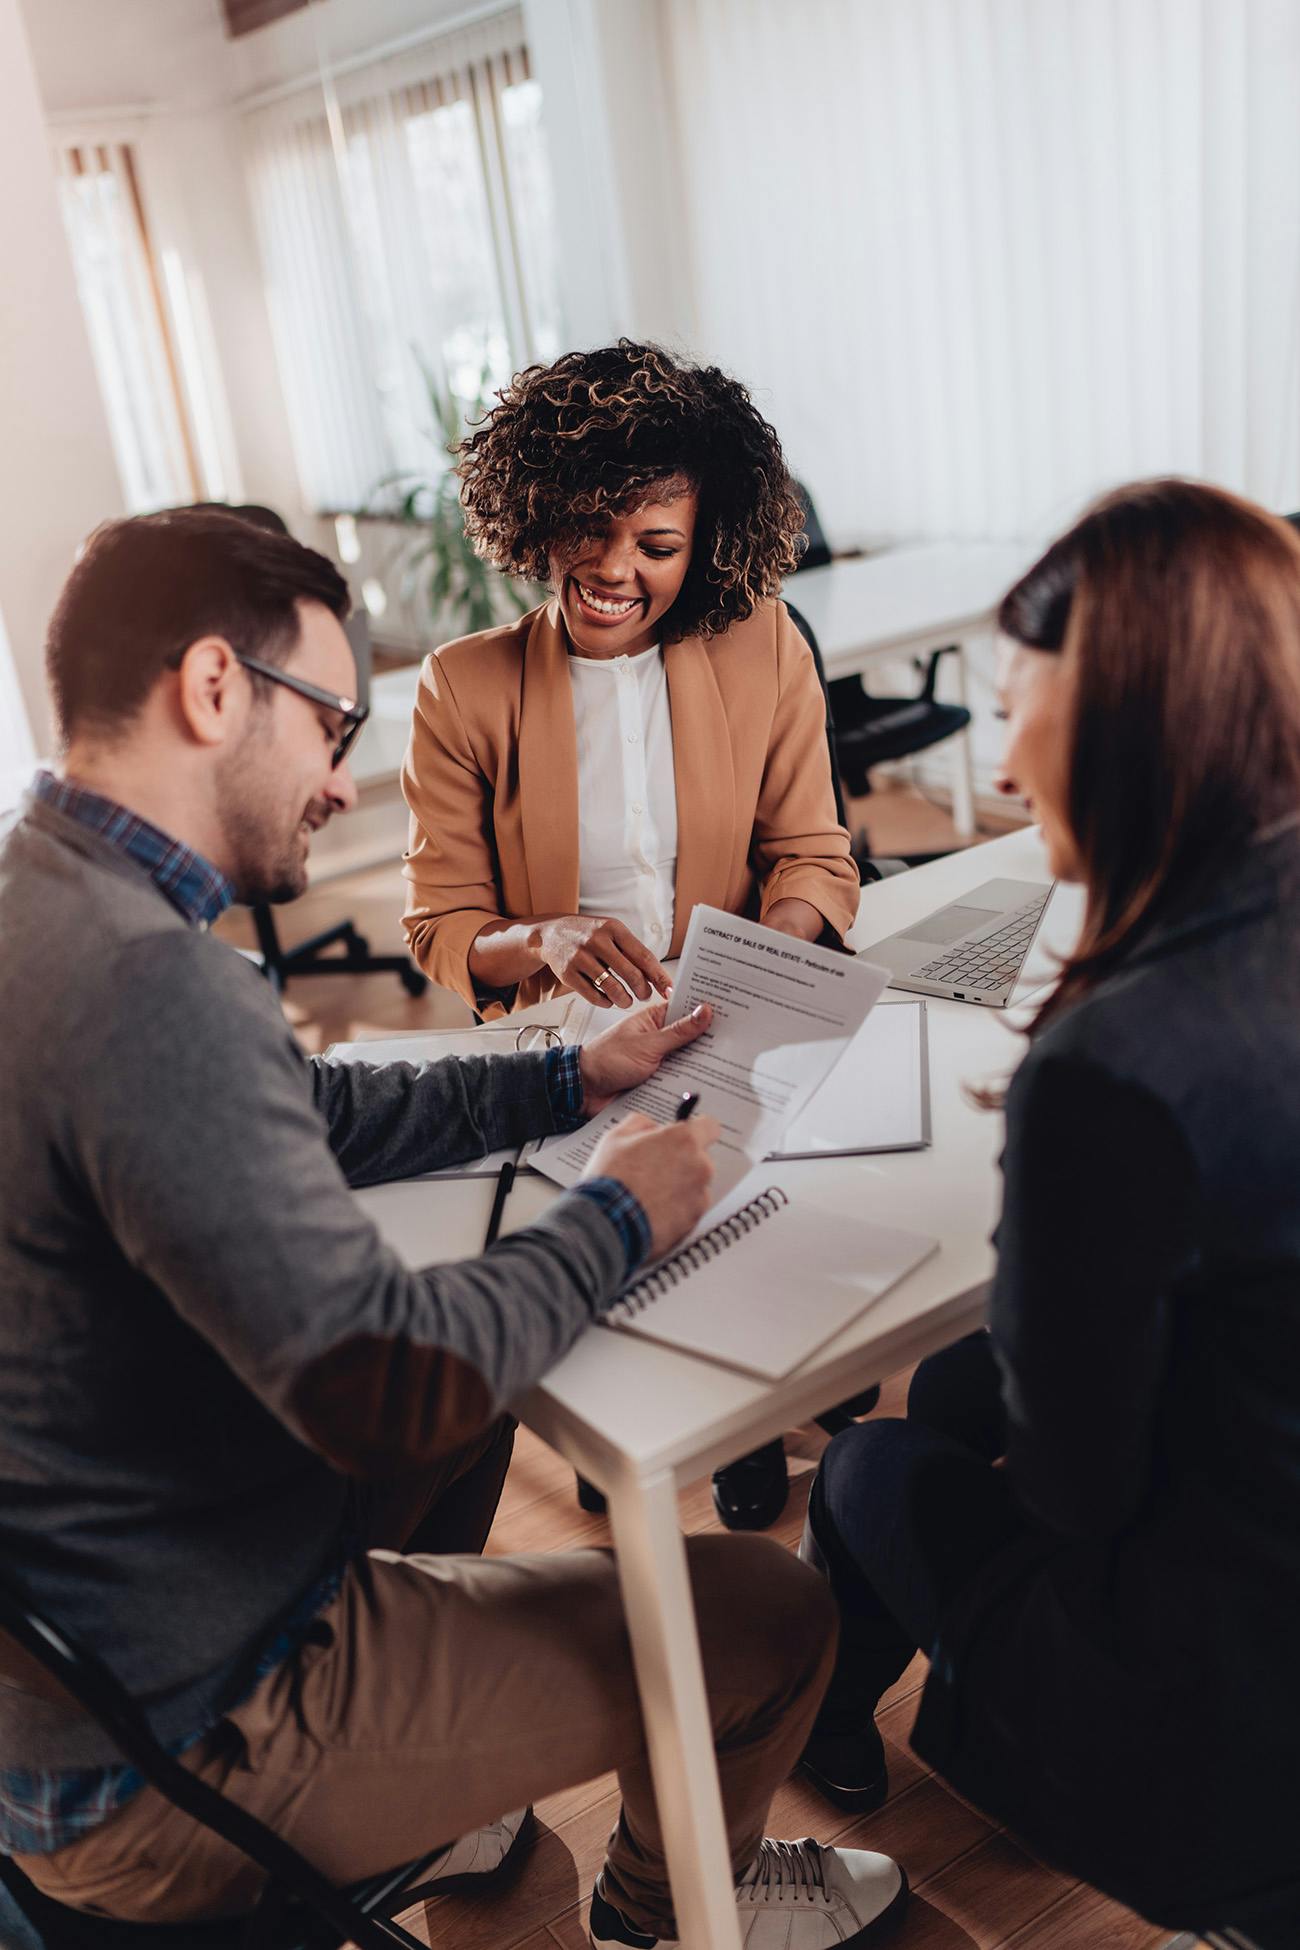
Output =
[{"x1": 534, "y1": 907, "x2": 889, "y2": 1209}]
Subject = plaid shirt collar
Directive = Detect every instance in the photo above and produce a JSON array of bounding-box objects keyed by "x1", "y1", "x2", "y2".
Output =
[{"x1": 32, "y1": 771, "x2": 234, "y2": 930}]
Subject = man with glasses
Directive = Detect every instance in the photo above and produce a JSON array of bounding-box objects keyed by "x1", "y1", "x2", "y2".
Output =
[{"x1": 0, "y1": 509, "x2": 904, "y2": 1947}]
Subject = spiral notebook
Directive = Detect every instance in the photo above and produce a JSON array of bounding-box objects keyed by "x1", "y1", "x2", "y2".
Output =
[{"x1": 602, "y1": 1166, "x2": 937, "y2": 1380}]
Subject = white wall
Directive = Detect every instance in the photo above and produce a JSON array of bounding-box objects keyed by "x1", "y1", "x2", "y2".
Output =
[
  {"x1": 19, "y1": 0, "x2": 232, "y2": 114},
  {"x1": 0, "y1": 0, "x2": 124, "y2": 765}
]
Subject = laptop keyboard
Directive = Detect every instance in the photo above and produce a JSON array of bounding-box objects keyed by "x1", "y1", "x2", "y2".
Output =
[{"x1": 913, "y1": 895, "x2": 1050, "y2": 994}]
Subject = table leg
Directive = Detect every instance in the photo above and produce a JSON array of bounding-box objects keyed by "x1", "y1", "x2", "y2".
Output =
[
  {"x1": 951, "y1": 646, "x2": 977, "y2": 839},
  {"x1": 606, "y1": 1467, "x2": 744, "y2": 1950}
]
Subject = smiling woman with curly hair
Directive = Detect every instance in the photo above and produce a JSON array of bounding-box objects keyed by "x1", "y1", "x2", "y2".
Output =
[
  {"x1": 401, "y1": 339, "x2": 857, "y2": 1027},
  {"x1": 401, "y1": 340, "x2": 859, "y2": 1533},
  {"x1": 456, "y1": 340, "x2": 806, "y2": 641}
]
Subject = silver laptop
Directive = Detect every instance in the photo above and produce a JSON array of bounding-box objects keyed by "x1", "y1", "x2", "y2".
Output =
[{"x1": 861, "y1": 878, "x2": 1053, "y2": 1006}]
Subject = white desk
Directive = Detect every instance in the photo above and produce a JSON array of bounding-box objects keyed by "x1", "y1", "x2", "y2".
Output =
[
  {"x1": 355, "y1": 829, "x2": 1082, "y2": 1950},
  {"x1": 784, "y1": 544, "x2": 1032, "y2": 840}
]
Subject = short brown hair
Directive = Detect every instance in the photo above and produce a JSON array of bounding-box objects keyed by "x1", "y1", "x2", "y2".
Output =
[
  {"x1": 456, "y1": 340, "x2": 805, "y2": 641},
  {"x1": 46, "y1": 507, "x2": 349, "y2": 743},
  {"x1": 999, "y1": 478, "x2": 1300, "y2": 1029}
]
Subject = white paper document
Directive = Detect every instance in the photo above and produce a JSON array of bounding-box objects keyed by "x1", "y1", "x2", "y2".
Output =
[
  {"x1": 772, "y1": 1000, "x2": 931, "y2": 1159},
  {"x1": 533, "y1": 907, "x2": 890, "y2": 1207},
  {"x1": 322, "y1": 1025, "x2": 568, "y2": 1067}
]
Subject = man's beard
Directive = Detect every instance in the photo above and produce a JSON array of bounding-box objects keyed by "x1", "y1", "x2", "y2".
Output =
[{"x1": 215, "y1": 735, "x2": 314, "y2": 906}]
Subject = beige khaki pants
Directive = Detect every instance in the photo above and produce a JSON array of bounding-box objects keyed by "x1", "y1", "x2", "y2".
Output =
[{"x1": 20, "y1": 1429, "x2": 836, "y2": 1938}]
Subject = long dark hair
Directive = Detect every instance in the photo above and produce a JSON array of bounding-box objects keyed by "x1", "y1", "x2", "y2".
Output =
[{"x1": 1000, "y1": 479, "x2": 1300, "y2": 1032}]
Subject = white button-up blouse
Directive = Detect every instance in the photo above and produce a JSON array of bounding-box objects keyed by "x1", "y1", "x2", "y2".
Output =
[{"x1": 567, "y1": 644, "x2": 678, "y2": 956}]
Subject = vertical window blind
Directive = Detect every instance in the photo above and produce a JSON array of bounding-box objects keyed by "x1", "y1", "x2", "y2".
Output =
[
  {"x1": 242, "y1": 7, "x2": 563, "y2": 514},
  {"x1": 664, "y1": 0, "x2": 1300, "y2": 544}
]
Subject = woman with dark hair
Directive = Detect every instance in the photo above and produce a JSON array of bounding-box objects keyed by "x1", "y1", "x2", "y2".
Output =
[
  {"x1": 400, "y1": 339, "x2": 857, "y2": 1020},
  {"x1": 401, "y1": 341, "x2": 860, "y2": 1533},
  {"x1": 798, "y1": 480, "x2": 1300, "y2": 1943}
]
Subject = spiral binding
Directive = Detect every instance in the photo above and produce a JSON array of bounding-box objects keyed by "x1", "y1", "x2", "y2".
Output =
[{"x1": 612, "y1": 1186, "x2": 790, "y2": 1319}]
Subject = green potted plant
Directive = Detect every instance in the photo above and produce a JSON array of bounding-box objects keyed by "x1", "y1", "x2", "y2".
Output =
[{"x1": 368, "y1": 357, "x2": 541, "y2": 641}]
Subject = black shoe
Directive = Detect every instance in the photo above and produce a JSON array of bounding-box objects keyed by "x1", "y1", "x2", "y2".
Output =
[
  {"x1": 814, "y1": 1385, "x2": 881, "y2": 1439},
  {"x1": 576, "y1": 1474, "x2": 608, "y2": 1515},
  {"x1": 711, "y1": 1440, "x2": 788, "y2": 1531},
  {"x1": 836, "y1": 1384, "x2": 881, "y2": 1418},
  {"x1": 800, "y1": 1724, "x2": 890, "y2": 1814},
  {"x1": 589, "y1": 1881, "x2": 659, "y2": 1948}
]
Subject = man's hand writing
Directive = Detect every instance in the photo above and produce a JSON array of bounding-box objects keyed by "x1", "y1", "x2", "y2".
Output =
[{"x1": 582, "y1": 1111, "x2": 721, "y2": 1259}]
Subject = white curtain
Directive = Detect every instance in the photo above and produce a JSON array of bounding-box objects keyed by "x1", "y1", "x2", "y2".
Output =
[
  {"x1": 55, "y1": 142, "x2": 197, "y2": 514},
  {"x1": 243, "y1": 8, "x2": 564, "y2": 513},
  {"x1": 664, "y1": 0, "x2": 1300, "y2": 543}
]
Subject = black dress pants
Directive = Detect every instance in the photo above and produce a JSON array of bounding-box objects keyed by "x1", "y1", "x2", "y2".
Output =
[
  {"x1": 808, "y1": 1331, "x2": 1021, "y2": 1732},
  {"x1": 905, "y1": 1327, "x2": 1006, "y2": 1461}
]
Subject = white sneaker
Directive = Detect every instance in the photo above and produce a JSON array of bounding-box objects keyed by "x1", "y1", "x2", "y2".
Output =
[
  {"x1": 588, "y1": 1837, "x2": 907, "y2": 1947},
  {"x1": 408, "y1": 1806, "x2": 531, "y2": 1893}
]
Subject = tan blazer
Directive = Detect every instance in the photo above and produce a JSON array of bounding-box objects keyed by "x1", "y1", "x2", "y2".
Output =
[{"x1": 401, "y1": 597, "x2": 858, "y2": 1016}]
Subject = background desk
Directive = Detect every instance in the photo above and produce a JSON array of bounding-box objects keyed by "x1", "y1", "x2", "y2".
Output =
[
  {"x1": 355, "y1": 826, "x2": 1082, "y2": 1950},
  {"x1": 783, "y1": 544, "x2": 1031, "y2": 838}
]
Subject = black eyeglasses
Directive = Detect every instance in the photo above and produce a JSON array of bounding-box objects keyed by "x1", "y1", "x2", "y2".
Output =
[{"x1": 235, "y1": 654, "x2": 369, "y2": 769}]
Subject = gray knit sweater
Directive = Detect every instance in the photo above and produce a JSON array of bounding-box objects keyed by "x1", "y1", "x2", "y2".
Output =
[{"x1": 0, "y1": 801, "x2": 626, "y2": 1766}]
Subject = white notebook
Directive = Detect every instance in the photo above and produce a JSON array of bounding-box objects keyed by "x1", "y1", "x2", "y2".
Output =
[
  {"x1": 603, "y1": 1166, "x2": 937, "y2": 1380},
  {"x1": 322, "y1": 1025, "x2": 565, "y2": 1067},
  {"x1": 770, "y1": 1001, "x2": 931, "y2": 1160}
]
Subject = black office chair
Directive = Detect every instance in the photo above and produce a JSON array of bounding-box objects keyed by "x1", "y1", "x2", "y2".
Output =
[
  {"x1": 790, "y1": 485, "x2": 973, "y2": 810},
  {"x1": 187, "y1": 504, "x2": 427, "y2": 1001},
  {"x1": 0, "y1": 1577, "x2": 452, "y2": 1949},
  {"x1": 784, "y1": 598, "x2": 905, "y2": 890}
]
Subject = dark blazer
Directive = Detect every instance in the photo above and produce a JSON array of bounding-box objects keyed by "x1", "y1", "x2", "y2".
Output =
[{"x1": 912, "y1": 825, "x2": 1300, "y2": 1924}]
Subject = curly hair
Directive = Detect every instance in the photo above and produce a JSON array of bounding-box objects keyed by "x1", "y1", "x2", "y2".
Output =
[{"x1": 456, "y1": 340, "x2": 806, "y2": 641}]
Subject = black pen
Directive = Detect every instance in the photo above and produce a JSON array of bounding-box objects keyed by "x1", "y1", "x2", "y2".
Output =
[
  {"x1": 483, "y1": 1145, "x2": 524, "y2": 1248},
  {"x1": 675, "y1": 1091, "x2": 701, "y2": 1122}
]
